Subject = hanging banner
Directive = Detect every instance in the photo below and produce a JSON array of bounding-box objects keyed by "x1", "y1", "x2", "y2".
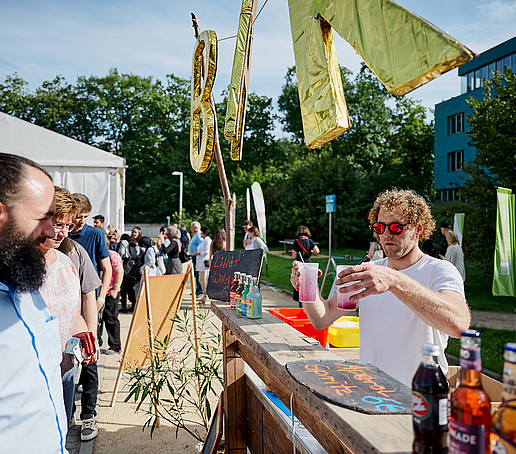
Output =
[
  {"x1": 492, "y1": 187, "x2": 515, "y2": 297},
  {"x1": 251, "y1": 182, "x2": 266, "y2": 243},
  {"x1": 453, "y1": 213, "x2": 465, "y2": 247}
]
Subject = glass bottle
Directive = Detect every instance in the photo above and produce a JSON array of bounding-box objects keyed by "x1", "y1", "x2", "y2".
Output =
[
  {"x1": 412, "y1": 343, "x2": 449, "y2": 453},
  {"x1": 490, "y1": 342, "x2": 516, "y2": 453},
  {"x1": 246, "y1": 277, "x2": 262, "y2": 319},
  {"x1": 240, "y1": 275, "x2": 251, "y2": 316},
  {"x1": 229, "y1": 272, "x2": 240, "y2": 309},
  {"x1": 450, "y1": 329, "x2": 491, "y2": 454},
  {"x1": 234, "y1": 273, "x2": 245, "y2": 314}
]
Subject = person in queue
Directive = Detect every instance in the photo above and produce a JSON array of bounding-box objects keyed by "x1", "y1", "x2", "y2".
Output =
[
  {"x1": 38, "y1": 186, "x2": 98, "y2": 427},
  {"x1": 290, "y1": 188, "x2": 470, "y2": 386},
  {"x1": 69, "y1": 193, "x2": 112, "y2": 441},
  {"x1": 0, "y1": 152, "x2": 68, "y2": 453}
]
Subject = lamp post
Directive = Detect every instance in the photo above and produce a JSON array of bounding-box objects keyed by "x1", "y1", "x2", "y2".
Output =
[{"x1": 172, "y1": 171, "x2": 183, "y2": 226}]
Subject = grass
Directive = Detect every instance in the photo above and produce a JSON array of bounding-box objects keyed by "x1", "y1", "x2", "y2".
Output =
[
  {"x1": 446, "y1": 327, "x2": 515, "y2": 376},
  {"x1": 464, "y1": 262, "x2": 515, "y2": 312}
]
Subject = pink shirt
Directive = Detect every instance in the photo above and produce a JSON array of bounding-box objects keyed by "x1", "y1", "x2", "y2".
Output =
[
  {"x1": 108, "y1": 250, "x2": 123, "y2": 292},
  {"x1": 40, "y1": 250, "x2": 81, "y2": 373}
]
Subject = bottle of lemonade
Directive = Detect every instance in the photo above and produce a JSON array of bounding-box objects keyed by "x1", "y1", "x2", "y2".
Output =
[
  {"x1": 229, "y1": 272, "x2": 240, "y2": 309},
  {"x1": 246, "y1": 277, "x2": 262, "y2": 319},
  {"x1": 234, "y1": 273, "x2": 245, "y2": 314},
  {"x1": 240, "y1": 275, "x2": 251, "y2": 316},
  {"x1": 490, "y1": 342, "x2": 516, "y2": 453},
  {"x1": 449, "y1": 329, "x2": 491, "y2": 454}
]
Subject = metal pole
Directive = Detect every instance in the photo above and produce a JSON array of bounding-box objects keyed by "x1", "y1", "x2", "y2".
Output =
[
  {"x1": 178, "y1": 172, "x2": 183, "y2": 226},
  {"x1": 329, "y1": 211, "x2": 332, "y2": 261}
]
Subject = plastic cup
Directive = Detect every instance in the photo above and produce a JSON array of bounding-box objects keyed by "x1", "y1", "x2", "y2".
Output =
[
  {"x1": 299, "y1": 263, "x2": 319, "y2": 303},
  {"x1": 336, "y1": 265, "x2": 361, "y2": 310}
]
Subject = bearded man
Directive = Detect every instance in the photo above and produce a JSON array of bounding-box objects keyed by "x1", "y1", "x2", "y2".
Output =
[{"x1": 0, "y1": 152, "x2": 68, "y2": 453}]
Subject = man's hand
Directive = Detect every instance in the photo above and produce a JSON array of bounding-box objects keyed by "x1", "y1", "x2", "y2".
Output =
[
  {"x1": 336, "y1": 264, "x2": 395, "y2": 300},
  {"x1": 109, "y1": 287, "x2": 120, "y2": 298},
  {"x1": 290, "y1": 260, "x2": 323, "y2": 290}
]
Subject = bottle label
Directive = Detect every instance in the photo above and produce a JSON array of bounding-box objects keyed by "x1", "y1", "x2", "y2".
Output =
[
  {"x1": 412, "y1": 392, "x2": 448, "y2": 429},
  {"x1": 502, "y1": 362, "x2": 516, "y2": 401},
  {"x1": 460, "y1": 347, "x2": 482, "y2": 371},
  {"x1": 230, "y1": 291, "x2": 236, "y2": 308},
  {"x1": 449, "y1": 418, "x2": 485, "y2": 453}
]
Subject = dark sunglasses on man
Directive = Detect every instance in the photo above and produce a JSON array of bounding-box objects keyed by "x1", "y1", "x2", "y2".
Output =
[{"x1": 371, "y1": 222, "x2": 407, "y2": 236}]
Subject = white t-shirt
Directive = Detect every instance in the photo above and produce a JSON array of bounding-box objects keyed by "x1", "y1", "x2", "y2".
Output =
[
  {"x1": 196, "y1": 236, "x2": 212, "y2": 272},
  {"x1": 359, "y1": 254, "x2": 465, "y2": 387},
  {"x1": 245, "y1": 236, "x2": 269, "y2": 252}
]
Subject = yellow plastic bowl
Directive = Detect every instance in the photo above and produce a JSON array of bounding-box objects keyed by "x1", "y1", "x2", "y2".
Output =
[{"x1": 328, "y1": 316, "x2": 359, "y2": 348}]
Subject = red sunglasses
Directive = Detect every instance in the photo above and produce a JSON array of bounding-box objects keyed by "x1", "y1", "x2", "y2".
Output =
[{"x1": 371, "y1": 222, "x2": 407, "y2": 235}]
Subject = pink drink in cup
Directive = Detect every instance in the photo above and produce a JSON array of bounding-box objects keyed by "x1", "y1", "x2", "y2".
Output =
[
  {"x1": 336, "y1": 265, "x2": 361, "y2": 310},
  {"x1": 299, "y1": 263, "x2": 319, "y2": 303}
]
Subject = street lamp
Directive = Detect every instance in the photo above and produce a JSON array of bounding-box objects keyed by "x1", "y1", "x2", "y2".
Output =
[{"x1": 172, "y1": 171, "x2": 183, "y2": 226}]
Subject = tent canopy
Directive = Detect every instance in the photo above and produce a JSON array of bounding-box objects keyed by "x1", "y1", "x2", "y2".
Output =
[{"x1": 0, "y1": 112, "x2": 126, "y2": 231}]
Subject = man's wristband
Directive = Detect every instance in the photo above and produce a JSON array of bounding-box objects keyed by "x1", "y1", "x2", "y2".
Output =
[
  {"x1": 114, "y1": 283, "x2": 121, "y2": 287},
  {"x1": 97, "y1": 297, "x2": 105, "y2": 303}
]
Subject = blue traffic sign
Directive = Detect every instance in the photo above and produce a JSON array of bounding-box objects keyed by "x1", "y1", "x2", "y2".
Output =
[{"x1": 326, "y1": 194, "x2": 336, "y2": 213}]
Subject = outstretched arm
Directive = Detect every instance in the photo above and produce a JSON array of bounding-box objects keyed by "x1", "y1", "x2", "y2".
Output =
[{"x1": 337, "y1": 264, "x2": 470, "y2": 338}]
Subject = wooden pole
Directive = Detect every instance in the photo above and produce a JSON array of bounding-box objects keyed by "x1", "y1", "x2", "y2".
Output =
[
  {"x1": 143, "y1": 266, "x2": 160, "y2": 428},
  {"x1": 191, "y1": 13, "x2": 234, "y2": 251}
]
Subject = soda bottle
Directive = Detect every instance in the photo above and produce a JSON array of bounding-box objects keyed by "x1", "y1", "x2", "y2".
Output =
[
  {"x1": 412, "y1": 343, "x2": 449, "y2": 453},
  {"x1": 229, "y1": 272, "x2": 240, "y2": 309},
  {"x1": 234, "y1": 274, "x2": 245, "y2": 314},
  {"x1": 241, "y1": 275, "x2": 251, "y2": 316},
  {"x1": 246, "y1": 277, "x2": 262, "y2": 319},
  {"x1": 450, "y1": 329, "x2": 491, "y2": 454},
  {"x1": 490, "y1": 342, "x2": 516, "y2": 453}
]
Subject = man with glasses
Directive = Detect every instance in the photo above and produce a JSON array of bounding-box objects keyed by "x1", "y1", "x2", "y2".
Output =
[
  {"x1": 0, "y1": 153, "x2": 68, "y2": 453},
  {"x1": 37, "y1": 187, "x2": 99, "y2": 426},
  {"x1": 69, "y1": 193, "x2": 112, "y2": 441},
  {"x1": 291, "y1": 188, "x2": 470, "y2": 386}
]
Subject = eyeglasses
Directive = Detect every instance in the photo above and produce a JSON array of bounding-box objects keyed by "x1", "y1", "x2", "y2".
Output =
[
  {"x1": 371, "y1": 222, "x2": 407, "y2": 236},
  {"x1": 52, "y1": 222, "x2": 76, "y2": 233}
]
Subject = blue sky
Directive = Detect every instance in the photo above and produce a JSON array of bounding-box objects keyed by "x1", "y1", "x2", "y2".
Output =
[{"x1": 0, "y1": 0, "x2": 515, "y2": 125}]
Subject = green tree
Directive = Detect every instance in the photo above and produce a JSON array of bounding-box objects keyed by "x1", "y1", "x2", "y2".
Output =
[
  {"x1": 273, "y1": 64, "x2": 434, "y2": 247},
  {"x1": 461, "y1": 69, "x2": 516, "y2": 265}
]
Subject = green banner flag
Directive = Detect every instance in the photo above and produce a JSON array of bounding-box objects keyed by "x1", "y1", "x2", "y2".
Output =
[{"x1": 492, "y1": 187, "x2": 515, "y2": 297}]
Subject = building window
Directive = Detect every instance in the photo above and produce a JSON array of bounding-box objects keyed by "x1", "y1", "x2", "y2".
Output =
[
  {"x1": 448, "y1": 113, "x2": 464, "y2": 135},
  {"x1": 439, "y1": 188, "x2": 461, "y2": 202},
  {"x1": 448, "y1": 150, "x2": 464, "y2": 172}
]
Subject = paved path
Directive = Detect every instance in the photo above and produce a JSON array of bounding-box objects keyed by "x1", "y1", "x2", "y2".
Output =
[{"x1": 66, "y1": 282, "x2": 514, "y2": 453}]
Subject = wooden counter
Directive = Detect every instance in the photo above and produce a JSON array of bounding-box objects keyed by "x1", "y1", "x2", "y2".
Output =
[{"x1": 212, "y1": 301, "x2": 413, "y2": 454}]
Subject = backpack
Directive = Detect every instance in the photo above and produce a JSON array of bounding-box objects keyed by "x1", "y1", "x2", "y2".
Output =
[{"x1": 122, "y1": 243, "x2": 142, "y2": 278}]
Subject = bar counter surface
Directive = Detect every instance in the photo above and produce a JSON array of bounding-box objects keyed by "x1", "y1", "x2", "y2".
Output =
[{"x1": 212, "y1": 300, "x2": 414, "y2": 454}]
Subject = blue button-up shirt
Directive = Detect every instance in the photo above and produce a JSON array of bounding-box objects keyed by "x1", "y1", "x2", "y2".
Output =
[
  {"x1": 188, "y1": 231, "x2": 202, "y2": 255},
  {"x1": 0, "y1": 282, "x2": 68, "y2": 454}
]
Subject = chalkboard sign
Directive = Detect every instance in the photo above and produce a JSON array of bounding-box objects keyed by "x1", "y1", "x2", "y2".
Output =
[
  {"x1": 207, "y1": 249, "x2": 263, "y2": 301},
  {"x1": 286, "y1": 360, "x2": 411, "y2": 415}
]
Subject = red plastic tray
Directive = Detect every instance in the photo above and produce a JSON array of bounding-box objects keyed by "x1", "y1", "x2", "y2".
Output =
[{"x1": 269, "y1": 307, "x2": 328, "y2": 347}]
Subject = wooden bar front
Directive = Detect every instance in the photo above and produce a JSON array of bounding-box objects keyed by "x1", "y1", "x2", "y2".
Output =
[{"x1": 213, "y1": 301, "x2": 413, "y2": 454}]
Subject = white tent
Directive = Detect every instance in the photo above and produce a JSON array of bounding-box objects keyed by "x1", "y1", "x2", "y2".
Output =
[{"x1": 0, "y1": 112, "x2": 126, "y2": 231}]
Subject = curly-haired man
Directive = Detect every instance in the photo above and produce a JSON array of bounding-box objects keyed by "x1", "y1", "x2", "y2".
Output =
[{"x1": 291, "y1": 188, "x2": 470, "y2": 386}]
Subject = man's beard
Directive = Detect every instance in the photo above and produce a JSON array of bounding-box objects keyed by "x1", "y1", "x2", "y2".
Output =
[{"x1": 0, "y1": 219, "x2": 47, "y2": 293}]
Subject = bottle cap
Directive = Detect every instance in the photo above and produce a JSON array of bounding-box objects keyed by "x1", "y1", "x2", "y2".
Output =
[
  {"x1": 461, "y1": 329, "x2": 481, "y2": 338},
  {"x1": 421, "y1": 343, "x2": 441, "y2": 356},
  {"x1": 505, "y1": 343, "x2": 516, "y2": 353},
  {"x1": 234, "y1": 271, "x2": 240, "y2": 276}
]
